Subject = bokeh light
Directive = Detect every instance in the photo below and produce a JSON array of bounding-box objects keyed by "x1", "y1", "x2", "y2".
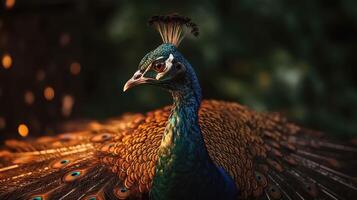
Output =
[
  {"x1": 44, "y1": 86, "x2": 55, "y2": 101},
  {"x1": 62, "y1": 95, "x2": 75, "y2": 117},
  {"x1": 18, "y1": 124, "x2": 29, "y2": 137},
  {"x1": 2, "y1": 53, "x2": 12, "y2": 69},
  {"x1": 24, "y1": 91, "x2": 35, "y2": 105},
  {"x1": 5, "y1": 0, "x2": 15, "y2": 9},
  {"x1": 70, "y1": 62, "x2": 81, "y2": 75}
]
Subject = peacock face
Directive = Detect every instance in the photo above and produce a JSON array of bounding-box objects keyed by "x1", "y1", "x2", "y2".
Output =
[{"x1": 123, "y1": 43, "x2": 188, "y2": 92}]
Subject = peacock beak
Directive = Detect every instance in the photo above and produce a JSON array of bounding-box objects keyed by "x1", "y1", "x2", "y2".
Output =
[{"x1": 123, "y1": 70, "x2": 148, "y2": 92}]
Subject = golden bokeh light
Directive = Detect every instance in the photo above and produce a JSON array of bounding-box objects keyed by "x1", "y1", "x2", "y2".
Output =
[
  {"x1": 24, "y1": 91, "x2": 35, "y2": 105},
  {"x1": 2, "y1": 53, "x2": 12, "y2": 69},
  {"x1": 5, "y1": 0, "x2": 15, "y2": 9},
  {"x1": 0, "y1": 117, "x2": 6, "y2": 130},
  {"x1": 62, "y1": 95, "x2": 75, "y2": 117},
  {"x1": 70, "y1": 62, "x2": 81, "y2": 75},
  {"x1": 18, "y1": 124, "x2": 29, "y2": 137},
  {"x1": 44, "y1": 86, "x2": 55, "y2": 101}
]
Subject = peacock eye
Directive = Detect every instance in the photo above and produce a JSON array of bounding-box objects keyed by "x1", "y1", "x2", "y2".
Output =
[{"x1": 153, "y1": 62, "x2": 166, "y2": 73}]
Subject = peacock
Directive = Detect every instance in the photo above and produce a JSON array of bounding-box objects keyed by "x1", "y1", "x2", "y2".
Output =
[{"x1": 0, "y1": 14, "x2": 357, "y2": 200}]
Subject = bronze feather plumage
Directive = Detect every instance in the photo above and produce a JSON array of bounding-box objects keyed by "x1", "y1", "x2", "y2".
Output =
[{"x1": 0, "y1": 100, "x2": 356, "y2": 199}]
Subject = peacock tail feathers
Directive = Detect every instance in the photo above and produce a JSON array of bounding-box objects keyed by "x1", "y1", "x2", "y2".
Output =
[
  {"x1": 0, "y1": 113, "x2": 148, "y2": 200},
  {"x1": 0, "y1": 100, "x2": 356, "y2": 199}
]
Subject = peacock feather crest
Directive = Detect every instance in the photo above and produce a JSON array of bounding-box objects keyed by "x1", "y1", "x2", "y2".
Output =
[{"x1": 148, "y1": 14, "x2": 199, "y2": 47}]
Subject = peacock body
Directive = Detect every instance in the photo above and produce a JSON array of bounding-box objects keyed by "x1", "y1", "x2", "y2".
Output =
[{"x1": 0, "y1": 14, "x2": 357, "y2": 200}]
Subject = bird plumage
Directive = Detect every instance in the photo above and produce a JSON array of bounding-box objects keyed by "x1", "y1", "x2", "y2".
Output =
[
  {"x1": 1, "y1": 14, "x2": 357, "y2": 200},
  {"x1": 1, "y1": 100, "x2": 356, "y2": 199}
]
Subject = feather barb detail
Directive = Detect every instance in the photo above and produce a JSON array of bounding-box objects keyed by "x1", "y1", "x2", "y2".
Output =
[{"x1": 148, "y1": 14, "x2": 199, "y2": 47}]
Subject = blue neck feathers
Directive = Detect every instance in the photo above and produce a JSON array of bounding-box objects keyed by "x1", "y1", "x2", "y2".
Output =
[
  {"x1": 160, "y1": 65, "x2": 203, "y2": 152},
  {"x1": 150, "y1": 62, "x2": 238, "y2": 200}
]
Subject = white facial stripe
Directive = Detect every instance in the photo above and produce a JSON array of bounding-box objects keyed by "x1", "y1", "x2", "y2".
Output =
[
  {"x1": 156, "y1": 54, "x2": 175, "y2": 80},
  {"x1": 166, "y1": 54, "x2": 174, "y2": 62},
  {"x1": 165, "y1": 54, "x2": 174, "y2": 70},
  {"x1": 155, "y1": 56, "x2": 164, "y2": 60}
]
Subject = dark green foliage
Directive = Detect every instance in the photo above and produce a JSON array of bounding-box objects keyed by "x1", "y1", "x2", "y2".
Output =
[{"x1": 92, "y1": 0, "x2": 357, "y2": 138}]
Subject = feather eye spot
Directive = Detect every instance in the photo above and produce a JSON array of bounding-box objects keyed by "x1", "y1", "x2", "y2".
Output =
[
  {"x1": 61, "y1": 159, "x2": 69, "y2": 164},
  {"x1": 91, "y1": 133, "x2": 112, "y2": 142},
  {"x1": 305, "y1": 183, "x2": 319, "y2": 197},
  {"x1": 254, "y1": 171, "x2": 267, "y2": 187},
  {"x1": 71, "y1": 171, "x2": 81, "y2": 176},
  {"x1": 63, "y1": 170, "x2": 84, "y2": 182},
  {"x1": 114, "y1": 186, "x2": 130, "y2": 199},
  {"x1": 256, "y1": 174, "x2": 261, "y2": 180},
  {"x1": 51, "y1": 159, "x2": 71, "y2": 169},
  {"x1": 267, "y1": 185, "x2": 282, "y2": 199},
  {"x1": 31, "y1": 196, "x2": 43, "y2": 200}
]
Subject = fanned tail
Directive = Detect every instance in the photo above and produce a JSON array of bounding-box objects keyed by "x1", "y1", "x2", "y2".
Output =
[
  {"x1": 0, "y1": 114, "x2": 147, "y2": 200},
  {"x1": 257, "y1": 118, "x2": 357, "y2": 200}
]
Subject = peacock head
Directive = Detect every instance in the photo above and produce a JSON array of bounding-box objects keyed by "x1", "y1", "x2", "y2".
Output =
[{"x1": 123, "y1": 14, "x2": 200, "y2": 93}]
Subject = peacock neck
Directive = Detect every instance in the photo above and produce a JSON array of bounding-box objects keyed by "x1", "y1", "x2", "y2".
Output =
[
  {"x1": 151, "y1": 70, "x2": 237, "y2": 199},
  {"x1": 159, "y1": 86, "x2": 202, "y2": 151},
  {"x1": 158, "y1": 69, "x2": 204, "y2": 158}
]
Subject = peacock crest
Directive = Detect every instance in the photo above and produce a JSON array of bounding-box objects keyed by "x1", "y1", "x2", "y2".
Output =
[{"x1": 148, "y1": 14, "x2": 199, "y2": 47}]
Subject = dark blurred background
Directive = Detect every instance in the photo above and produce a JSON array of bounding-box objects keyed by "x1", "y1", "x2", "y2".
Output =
[{"x1": 0, "y1": 0, "x2": 357, "y2": 141}]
